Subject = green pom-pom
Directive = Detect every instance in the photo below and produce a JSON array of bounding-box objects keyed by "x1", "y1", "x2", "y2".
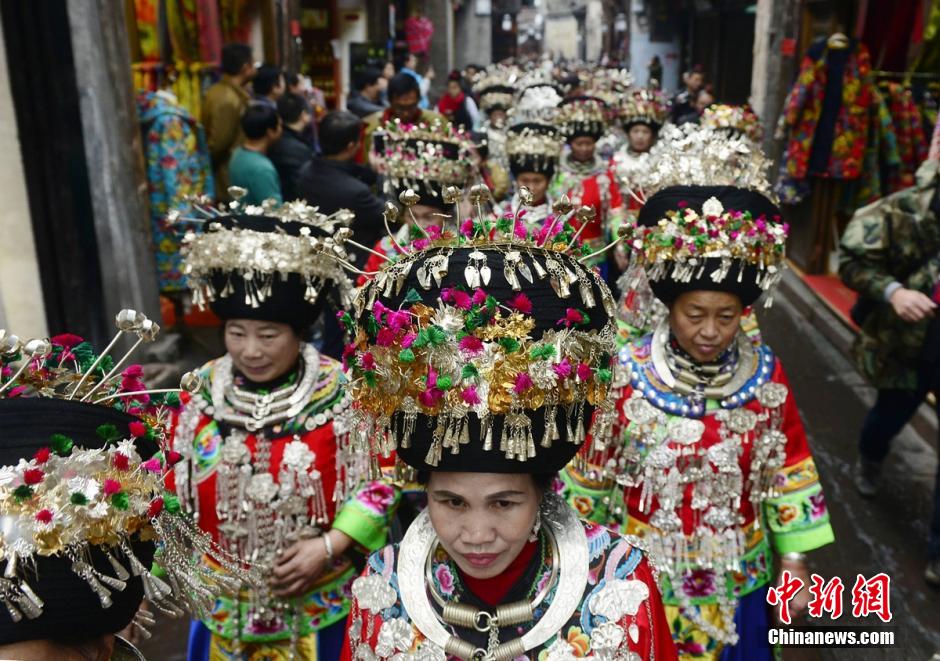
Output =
[
  {"x1": 13, "y1": 485, "x2": 33, "y2": 502},
  {"x1": 412, "y1": 329, "x2": 430, "y2": 349},
  {"x1": 111, "y1": 492, "x2": 130, "y2": 511},
  {"x1": 70, "y1": 492, "x2": 88, "y2": 506},
  {"x1": 498, "y1": 337, "x2": 520, "y2": 353},
  {"x1": 496, "y1": 217, "x2": 512, "y2": 233},
  {"x1": 596, "y1": 368, "x2": 613, "y2": 384},
  {"x1": 436, "y1": 375, "x2": 453, "y2": 391},
  {"x1": 485, "y1": 295, "x2": 498, "y2": 311},
  {"x1": 164, "y1": 494, "x2": 181, "y2": 514},
  {"x1": 464, "y1": 310, "x2": 482, "y2": 332},
  {"x1": 163, "y1": 392, "x2": 181, "y2": 408},
  {"x1": 461, "y1": 364, "x2": 479, "y2": 381},
  {"x1": 427, "y1": 326, "x2": 447, "y2": 346},
  {"x1": 529, "y1": 345, "x2": 557, "y2": 361},
  {"x1": 364, "y1": 371, "x2": 377, "y2": 388},
  {"x1": 50, "y1": 434, "x2": 74, "y2": 456},
  {"x1": 96, "y1": 423, "x2": 119, "y2": 443},
  {"x1": 365, "y1": 314, "x2": 380, "y2": 339},
  {"x1": 399, "y1": 348, "x2": 415, "y2": 363},
  {"x1": 403, "y1": 288, "x2": 423, "y2": 304}
]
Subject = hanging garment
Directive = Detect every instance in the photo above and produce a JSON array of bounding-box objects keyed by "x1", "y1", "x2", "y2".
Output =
[
  {"x1": 775, "y1": 39, "x2": 874, "y2": 204},
  {"x1": 137, "y1": 91, "x2": 214, "y2": 292},
  {"x1": 133, "y1": 0, "x2": 161, "y2": 62},
  {"x1": 884, "y1": 82, "x2": 929, "y2": 190},
  {"x1": 855, "y1": 87, "x2": 901, "y2": 206}
]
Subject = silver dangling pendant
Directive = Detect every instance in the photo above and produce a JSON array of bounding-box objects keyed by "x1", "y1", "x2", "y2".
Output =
[{"x1": 528, "y1": 509, "x2": 541, "y2": 543}]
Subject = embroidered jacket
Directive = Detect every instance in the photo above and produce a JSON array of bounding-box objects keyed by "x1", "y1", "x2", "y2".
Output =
[
  {"x1": 169, "y1": 349, "x2": 399, "y2": 643},
  {"x1": 561, "y1": 332, "x2": 834, "y2": 612},
  {"x1": 137, "y1": 90, "x2": 213, "y2": 293},
  {"x1": 342, "y1": 519, "x2": 677, "y2": 660}
]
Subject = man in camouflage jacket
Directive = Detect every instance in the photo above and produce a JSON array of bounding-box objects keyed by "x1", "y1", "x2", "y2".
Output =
[{"x1": 839, "y1": 158, "x2": 940, "y2": 586}]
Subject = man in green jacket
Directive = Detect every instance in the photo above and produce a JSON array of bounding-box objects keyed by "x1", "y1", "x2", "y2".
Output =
[
  {"x1": 202, "y1": 43, "x2": 255, "y2": 200},
  {"x1": 839, "y1": 158, "x2": 940, "y2": 586},
  {"x1": 228, "y1": 104, "x2": 283, "y2": 205}
]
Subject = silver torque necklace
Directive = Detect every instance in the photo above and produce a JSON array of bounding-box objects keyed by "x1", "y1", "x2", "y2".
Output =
[
  {"x1": 397, "y1": 493, "x2": 588, "y2": 661},
  {"x1": 211, "y1": 344, "x2": 321, "y2": 432}
]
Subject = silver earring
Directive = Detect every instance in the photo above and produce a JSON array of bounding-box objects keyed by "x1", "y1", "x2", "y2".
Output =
[{"x1": 528, "y1": 510, "x2": 541, "y2": 543}]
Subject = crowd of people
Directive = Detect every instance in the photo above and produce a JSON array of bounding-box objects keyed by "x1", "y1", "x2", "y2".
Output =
[{"x1": 1, "y1": 40, "x2": 939, "y2": 661}]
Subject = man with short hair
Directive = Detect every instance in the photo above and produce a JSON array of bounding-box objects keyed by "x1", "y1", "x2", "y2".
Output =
[
  {"x1": 359, "y1": 73, "x2": 447, "y2": 164},
  {"x1": 253, "y1": 65, "x2": 286, "y2": 109},
  {"x1": 268, "y1": 93, "x2": 314, "y2": 201},
  {"x1": 671, "y1": 65, "x2": 705, "y2": 124},
  {"x1": 347, "y1": 67, "x2": 385, "y2": 118},
  {"x1": 296, "y1": 111, "x2": 385, "y2": 267},
  {"x1": 228, "y1": 104, "x2": 283, "y2": 205},
  {"x1": 202, "y1": 43, "x2": 255, "y2": 199}
]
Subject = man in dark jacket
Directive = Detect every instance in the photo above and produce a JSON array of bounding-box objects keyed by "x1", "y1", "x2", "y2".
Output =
[
  {"x1": 296, "y1": 111, "x2": 385, "y2": 268},
  {"x1": 268, "y1": 93, "x2": 314, "y2": 201},
  {"x1": 347, "y1": 67, "x2": 385, "y2": 118}
]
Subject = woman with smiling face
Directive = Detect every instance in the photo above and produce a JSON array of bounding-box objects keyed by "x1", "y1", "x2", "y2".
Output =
[
  {"x1": 170, "y1": 207, "x2": 399, "y2": 660},
  {"x1": 341, "y1": 204, "x2": 676, "y2": 660},
  {"x1": 564, "y1": 186, "x2": 835, "y2": 660}
]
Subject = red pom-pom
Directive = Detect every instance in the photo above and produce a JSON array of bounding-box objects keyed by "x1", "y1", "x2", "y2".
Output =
[
  {"x1": 147, "y1": 497, "x2": 164, "y2": 518},
  {"x1": 112, "y1": 453, "x2": 130, "y2": 471},
  {"x1": 166, "y1": 450, "x2": 183, "y2": 466},
  {"x1": 128, "y1": 421, "x2": 148, "y2": 438},
  {"x1": 35, "y1": 509, "x2": 53, "y2": 524},
  {"x1": 33, "y1": 448, "x2": 51, "y2": 464},
  {"x1": 23, "y1": 468, "x2": 44, "y2": 485},
  {"x1": 103, "y1": 478, "x2": 122, "y2": 496}
]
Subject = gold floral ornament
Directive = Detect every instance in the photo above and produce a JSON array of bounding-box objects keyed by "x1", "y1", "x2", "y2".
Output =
[
  {"x1": 621, "y1": 196, "x2": 789, "y2": 306},
  {"x1": 555, "y1": 96, "x2": 610, "y2": 141},
  {"x1": 0, "y1": 312, "x2": 256, "y2": 626},
  {"x1": 341, "y1": 184, "x2": 623, "y2": 473},
  {"x1": 618, "y1": 88, "x2": 668, "y2": 129},
  {"x1": 179, "y1": 196, "x2": 360, "y2": 311},
  {"x1": 701, "y1": 103, "x2": 764, "y2": 144}
]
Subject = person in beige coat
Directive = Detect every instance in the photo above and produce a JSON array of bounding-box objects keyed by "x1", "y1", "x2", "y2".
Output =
[{"x1": 202, "y1": 43, "x2": 255, "y2": 200}]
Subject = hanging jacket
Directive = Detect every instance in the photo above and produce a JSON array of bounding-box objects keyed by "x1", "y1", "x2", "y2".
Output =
[{"x1": 137, "y1": 90, "x2": 214, "y2": 292}]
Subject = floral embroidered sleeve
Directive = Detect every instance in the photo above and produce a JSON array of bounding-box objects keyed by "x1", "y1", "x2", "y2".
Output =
[
  {"x1": 761, "y1": 363, "x2": 835, "y2": 555},
  {"x1": 557, "y1": 463, "x2": 618, "y2": 528},
  {"x1": 332, "y1": 478, "x2": 401, "y2": 552}
]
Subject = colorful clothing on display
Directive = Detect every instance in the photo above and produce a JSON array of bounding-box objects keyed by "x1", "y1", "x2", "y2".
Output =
[
  {"x1": 855, "y1": 87, "x2": 901, "y2": 206},
  {"x1": 170, "y1": 348, "x2": 399, "y2": 647},
  {"x1": 776, "y1": 40, "x2": 874, "y2": 204},
  {"x1": 884, "y1": 82, "x2": 929, "y2": 191},
  {"x1": 137, "y1": 90, "x2": 214, "y2": 292}
]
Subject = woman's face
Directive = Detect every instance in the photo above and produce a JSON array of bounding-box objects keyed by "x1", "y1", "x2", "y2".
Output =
[
  {"x1": 569, "y1": 136, "x2": 596, "y2": 163},
  {"x1": 628, "y1": 124, "x2": 654, "y2": 152},
  {"x1": 427, "y1": 472, "x2": 541, "y2": 579},
  {"x1": 410, "y1": 203, "x2": 445, "y2": 230},
  {"x1": 515, "y1": 172, "x2": 549, "y2": 203},
  {"x1": 447, "y1": 80, "x2": 462, "y2": 97},
  {"x1": 224, "y1": 319, "x2": 301, "y2": 383},
  {"x1": 669, "y1": 290, "x2": 743, "y2": 363}
]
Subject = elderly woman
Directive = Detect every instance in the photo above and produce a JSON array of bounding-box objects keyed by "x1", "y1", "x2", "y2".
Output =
[
  {"x1": 566, "y1": 186, "x2": 834, "y2": 659},
  {"x1": 340, "y1": 193, "x2": 676, "y2": 659},
  {"x1": 170, "y1": 202, "x2": 399, "y2": 659}
]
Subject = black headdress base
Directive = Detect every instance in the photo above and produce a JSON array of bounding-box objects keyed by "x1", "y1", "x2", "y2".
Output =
[{"x1": 637, "y1": 185, "x2": 782, "y2": 308}]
